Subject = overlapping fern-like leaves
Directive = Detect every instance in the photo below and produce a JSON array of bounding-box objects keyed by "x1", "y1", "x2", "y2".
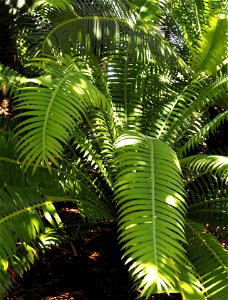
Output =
[
  {"x1": 190, "y1": 12, "x2": 227, "y2": 75},
  {"x1": 186, "y1": 220, "x2": 228, "y2": 300},
  {"x1": 0, "y1": 185, "x2": 63, "y2": 298},
  {"x1": 113, "y1": 132, "x2": 204, "y2": 298},
  {"x1": 0, "y1": 64, "x2": 26, "y2": 96},
  {"x1": 14, "y1": 59, "x2": 114, "y2": 170},
  {"x1": 0, "y1": 131, "x2": 114, "y2": 297},
  {"x1": 181, "y1": 155, "x2": 228, "y2": 182},
  {"x1": 0, "y1": 0, "x2": 227, "y2": 299}
]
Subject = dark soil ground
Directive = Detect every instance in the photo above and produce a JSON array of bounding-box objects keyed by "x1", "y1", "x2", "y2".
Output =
[{"x1": 6, "y1": 222, "x2": 182, "y2": 300}]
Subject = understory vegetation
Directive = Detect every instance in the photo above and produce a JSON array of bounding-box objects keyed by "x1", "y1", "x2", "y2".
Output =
[{"x1": 0, "y1": 0, "x2": 227, "y2": 299}]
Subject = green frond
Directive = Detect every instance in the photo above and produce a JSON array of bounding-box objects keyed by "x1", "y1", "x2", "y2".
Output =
[
  {"x1": 14, "y1": 58, "x2": 114, "y2": 171},
  {"x1": 0, "y1": 64, "x2": 26, "y2": 97},
  {"x1": 0, "y1": 131, "x2": 115, "y2": 222},
  {"x1": 126, "y1": 0, "x2": 162, "y2": 25},
  {"x1": 0, "y1": 178, "x2": 113, "y2": 297},
  {"x1": 1, "y1": 1, "x2": 227, "y2": 298},
  {"x1": 109, "y1": 57, "x2": 179, "y2": 134},
  {"x1": 0, "y1": 185, "x2": 61, "y2": 297},
  {"x1": 182, "y1": 154, "x2": 228, "y2": 232},
  {"x1": 0, "y1": 186, "x2": 57, "y2": 244},
  {"x1": 57, "y1": 162, "x2": 114, "y2": 216},
  {"x1": 136, "y1": 64, "x2": 178, "y2": 138},
  {"x1": 0, "y1": 226, "x2": 66, "y2": 299},
  {"x1": 41, "y1": 17, "x2": 186, "y2": 70},
  {"x1": 33, "y1": 0, "x2": 76, "y2": 12},
  {"x1": 68, "y1": 0, "x2": 136, "y2": 22},
  {"x1": 81, "y1": 55, "x2": 111, "y2": 99},
  {"x1": 177, "y1": 0, "x2": 211, "y2": 38},
  {"x1": 74, "y1": 199, "x2": 115, "y2": 222},
  {"x1": 186, "y1": 220, "x2": 228, "y2": 299},
  {"x1": 0, "y1": 269, "x2": 12, "y2": 298},
  {"x1": 0, "y1": 132, "x2": 25, "y2": 187},
  {"x1": 57, "y1": 158, "x2": 116, "y2": 222},
  {"x1": 113, "y1": 132, "x2": 189, "y2": 297},
  {"x1": 85, "y1": 108, "x2": 116, "y2": 156},
  {"x1": 70, "y1": 127, "x2": 114, "y2": 190},
  {"x1": 191, "y1": 12, "x2": 227, "y2": 75},
  {"x1": 158, "y1": 0, "x2": 214, "y2": 54},
  {"x1": 178, "y1": 110, "x2": 228, "y2": 156},
  {"x1": 31, "y1": 0, "x2": 77, "y2": 26},
  {"x1": 54, "y1": 162, "x2": 115, "y2": 221},
  {"x1": 153, "y1": 77, "x2": 205, "y2": 141},
  {"x1": 174, "y1": 261, "x2": 206, "y2": 300},
  {"x1": 186, "y1": 173, "x2": 228, "y2": 232},
  {"x1": 20, "y1": 0, "x2": 137, "y2": 63},
  {"x1": 164, "y1": 72, "x2": 228, "y2": 147},
  {"x1": 161, "y1": 0, "x2": 226, "y2": 59},
  {"x1": 37, "y1": 15, "x2": 188, "y2": 133},
  {"x1": 79, "y1": 110, "x2": 115, "y2": 172},
  {"x1": 0, "y1": 131, "x2": 65, "y2": 193},
  {"x1": 148, "y1": 67, "x2": 225, "y2": 144},
  {"x1": 181, "y1": 155, "x2": 228, "y2": 182}
]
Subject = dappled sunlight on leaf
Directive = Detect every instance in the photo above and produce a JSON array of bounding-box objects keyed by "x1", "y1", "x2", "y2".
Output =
[
  {"x1": 114, "y1": 132, "x2": 188, "y2": 296},
  {"x1": 165, "y1": 195, "x2": 177, "y2": 207},
  {"x1": 0, "y1": 258, "x2": 9, "y2": 271}
]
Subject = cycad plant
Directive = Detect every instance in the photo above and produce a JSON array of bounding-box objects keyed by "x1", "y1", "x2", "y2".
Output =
[{"x1": 0, "y1": 0, "x2": 227, "y2": 299}]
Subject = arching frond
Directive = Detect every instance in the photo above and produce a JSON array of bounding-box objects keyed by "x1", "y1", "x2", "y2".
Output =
[
  {"x1": 191, "y1": 12, "x2": 227, "y2": 75},
  {"x1": 69, "y1": 0, "x2": 137, "y2": 22},
  {"x1": 181, "y1": 155, "x2": 228, "y2": 182},
  {"x1": 164, "y1": 72, "x2": 228, "y2": 148},
  {"x1": 69, "y1": 127, "x2": 114, "y2": 190},
  {"x1": 158, "y1": 0, "x2": 226, "y2": 59},
  {"x1": 41, "y1": 16, "x2": 186, "y2": 70},
  {"x1": 81, "y1": 54, "x2": 111, "y2": 99},
  {"x1": 0, "y1": 131, "x2": 115, "y2": 221},
  {"x1": 152, "y1": 77, "x2": 206, "y2": 141},
  {"x1": 0, "y1": 132, "x2": 24, "y2": 187},
  {"x1": 1, "y1": 1, "x2": 227, "y2": 299},
  {"x1": 55, "y1": 160, "x2": 115, "y2": 221},
  {"x1": 113, "y1": 132, "x2": 198, "y2": 297},
  {"x1": 24, "y1": 0, "x2": 137, "y2": 60},
  {"x1": 178, "y1": 110, "x2": 228, "y2": 156},
  {"x1": 80, "y1": 109, "x2": 115, "y2": 170},
  {"x1": 0, "y1": 129, "x2": 115, "y2": 226},
  {"x1": 186, "y1": 220, "x2": 228, "y2": 300},
  {"x1": 14, "y1": 58, "x2": 114, "y2": 171},
  {"x1": 33, "y1": 0, "x2": 76, "y2": 12},
  {"x1": 39, "y1": 16, "x2": 188, "y2": 132},
  {"x1": 174, "y1": 261, "x2": 205, "y2": 300}
]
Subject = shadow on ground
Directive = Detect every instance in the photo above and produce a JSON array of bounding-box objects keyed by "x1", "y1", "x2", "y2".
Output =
[{"x1": 6, "y1": 227, "x2": 182, "y2": 300}]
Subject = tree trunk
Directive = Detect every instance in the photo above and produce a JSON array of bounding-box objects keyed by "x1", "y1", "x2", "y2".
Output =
[{"x1": 0, "y1": 6, "x2": 18, "y2": 69}]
